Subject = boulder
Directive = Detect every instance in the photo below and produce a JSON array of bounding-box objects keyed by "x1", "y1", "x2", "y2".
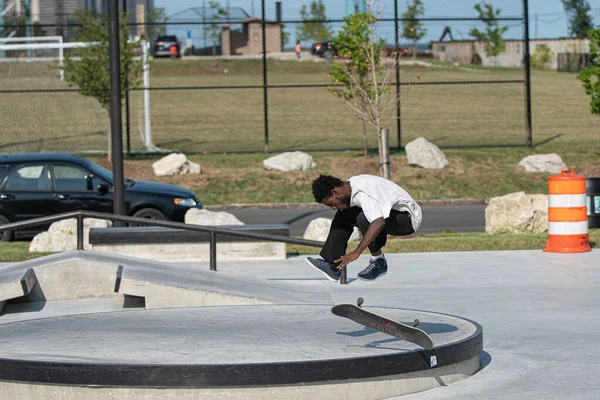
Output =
[
  {"x1": 405, "y1": 137, "x2": 449, "y2": 169},
  {"x1": 518, "y1": 154, "x2": 567, "y2": 174},
  {"x1": 152, "y1": 153, "x2": 201, "y2": 177},
  {"x1": 263, "y1": 151, "x2": 316, "y2": 172},
  {"x1": 29, "y1": 218, "x2": 112, "y2": 252},
  {"x1": 185, "y1": 209, "x2": 244, "y2": 226},
  {"x1": 303, "y1": 217, "x2": 361, "y2": 242},
  {"x1": 485, "y1": 192, "x2": 548, "y2": 234}
]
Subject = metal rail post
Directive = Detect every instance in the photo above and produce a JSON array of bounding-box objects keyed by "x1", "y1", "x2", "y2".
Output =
[
  {"x1": 76, "y1": 214, "x2": 84, "y2": 250},
  {"x1": 523, "y1": 0, "x2": 533, "y2": 147},
  {"x1": 210, "y1": 231, "x2": 217, "y2": 271},
  {"x1": 261, "y1": 0, "x2": 269, "y2": 152}
]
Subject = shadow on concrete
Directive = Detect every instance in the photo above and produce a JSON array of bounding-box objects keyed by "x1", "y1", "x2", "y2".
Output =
[{"x1": 336, "y1": 323, "x2": 458, "y2": 339}]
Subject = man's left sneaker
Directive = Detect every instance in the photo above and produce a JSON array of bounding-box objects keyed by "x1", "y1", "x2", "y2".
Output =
[
  {"x1": 357, "y1": 258, "x2": 388, "y2": 281},
  {"x1": 306, "y1": 257, "x2": 341, "y2": 282}
]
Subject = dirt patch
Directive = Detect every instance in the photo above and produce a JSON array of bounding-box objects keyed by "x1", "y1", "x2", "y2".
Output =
[{"x1": 575, "y1": 162, "x2": 600, "y2": 178}]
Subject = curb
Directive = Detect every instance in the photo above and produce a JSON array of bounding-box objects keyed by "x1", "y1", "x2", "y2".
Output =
[{"x1": 205, "y1": 198, "x2": 488, "y2": 211}]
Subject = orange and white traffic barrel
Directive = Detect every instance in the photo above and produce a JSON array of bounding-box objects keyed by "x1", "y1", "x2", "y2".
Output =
[{"x1": 544, "y1": 170, "x2": 591, "y2": 253}]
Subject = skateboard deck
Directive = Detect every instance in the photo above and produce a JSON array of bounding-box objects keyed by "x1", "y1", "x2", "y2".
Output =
[{"x1": 332, "y1": 300, "x2": 434, "y2": 350}]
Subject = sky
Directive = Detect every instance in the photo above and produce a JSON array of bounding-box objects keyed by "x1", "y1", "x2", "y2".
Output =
[{"x1": 154, "y1": 0, "x2": 600, "y2": 48}]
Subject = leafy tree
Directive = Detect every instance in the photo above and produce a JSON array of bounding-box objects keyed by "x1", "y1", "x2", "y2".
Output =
[
  {"x1": 296, "y1": 0, "x2": 334, "y2": 43},
  {"x1": 329, "y1": 5, "x2": 397, "y2": 178},
  {"x1": 401, "y1": 0, "x2": 426, "y2": 59},
  {"x1": 531, "y1": 45, "x2": 554, "y2": 70},
  {"x1": 562, "y1": 0, "x2": 593, "y2": 38},
  {"x1": 577, "y1": 28, "x2": 600, "y2": 117},
  {"x1": 469, "y1": 2, "x2": 508, "y2": 60},
  {"x1": 61, "y1": 10, "x2": 143, "y2": 159},
  {"x1": 206, "y1": 1, "x2": 228, "y2": 55},
  {"x1": 144, "y1": 7, "x2": 168, "y2": 41},
  {"x1": 281, "y1": 30, "x2": 290, "y2": 51}
]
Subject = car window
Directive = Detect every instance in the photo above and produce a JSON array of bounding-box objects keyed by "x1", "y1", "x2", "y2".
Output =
[
  {"x1": 51, "y1": 165, "x2": 104, "y2": 192},
  {"x1": 4, "y1": 164, "x2": 51, "y2": 191}
]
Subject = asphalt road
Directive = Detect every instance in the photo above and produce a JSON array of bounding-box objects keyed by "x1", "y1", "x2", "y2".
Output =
[{"x1": 225, "y1": 205, "x2": 486, "y2": 237}]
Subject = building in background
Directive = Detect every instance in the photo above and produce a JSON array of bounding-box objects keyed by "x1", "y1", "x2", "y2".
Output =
[
  {"x1": 222, "y1": 17, "x2": 283, "y2": 56},
  {"x1": 1, "y1": 0, "x2": 153, "y2": 38}
]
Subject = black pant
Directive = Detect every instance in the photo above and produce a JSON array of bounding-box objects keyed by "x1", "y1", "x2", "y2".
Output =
[{"x1": 320, "y1": 207, "x2": 415, "y2": 266}]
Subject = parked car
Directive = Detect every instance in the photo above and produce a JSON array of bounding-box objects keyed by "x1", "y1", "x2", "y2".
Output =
[
  {"x1": 310, "y1": 40, "x2": 338, "y2": 60},
  {"x1": 0, "y1": 153, "x2": 203, "y2": 241},
  {"x1": 153, "y1": 35, "x2": 181, "y2": 58}
]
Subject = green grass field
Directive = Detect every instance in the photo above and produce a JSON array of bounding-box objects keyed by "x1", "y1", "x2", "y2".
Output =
[{"x1": 0, "y1": 58, "x2": 598, "y2": 153}]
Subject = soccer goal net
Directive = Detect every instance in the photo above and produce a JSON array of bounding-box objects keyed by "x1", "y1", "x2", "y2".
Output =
[{"x1": 0, "y1": 37, "x2": 153, "y2": 155}]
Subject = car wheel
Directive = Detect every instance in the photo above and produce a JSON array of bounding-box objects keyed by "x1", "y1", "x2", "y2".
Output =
[
  {"x1": 323, "y1": 50, "x2": 333, "y2": 62},
  {"x1": 130, "y1": 208, "x2": 167, "y2": 226},
  {"x1": 0, "y1": 214, "x2": 13, "y2": 243}
]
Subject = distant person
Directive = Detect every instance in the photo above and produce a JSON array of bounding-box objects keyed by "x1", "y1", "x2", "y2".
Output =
[
  {"x1": 306, "y1": 174, "x2": 422, "y2": 282},
  {"x1": 295, "y1": 40, "x2": 302, "y2": 61}
]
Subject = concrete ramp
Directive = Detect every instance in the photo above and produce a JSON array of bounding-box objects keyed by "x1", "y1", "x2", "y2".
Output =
[{"x1": 0, "y1": 251, "x2": 332, "y2": 310}]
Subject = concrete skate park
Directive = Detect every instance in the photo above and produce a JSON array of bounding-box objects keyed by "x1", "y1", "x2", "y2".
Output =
[{"x1": 1, "y1": 231, "x2": 598, "y2": 399}]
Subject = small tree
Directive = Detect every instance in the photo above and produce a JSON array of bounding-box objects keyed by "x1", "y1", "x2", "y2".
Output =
[
  {"x1": 577, "y1": 27, "x2": 600, "y2": 117},
  {"x1": 329, "y1": 2, "x2": 398, "y2": 178},
  {"x1": 296, "y1": 0, "x2": 334, "y2": 43},
  {"x1": 401, "y1": 0, "x2": 426, "y2": 59},
  {"x1": 469, "y1": 2, "x2": 508, "y2": 63},
  {"x1": 207, "y1": 1, "x2": 228, "y2": 56},
  {"x1": 144, "y1": 7, "x2": 168, "y2": 41},
  {"x1": 562, "y1": 0, "x2": 593, "y2": 38},
  {"x1": 62, "y1": 10, "x2": 143, "y2": 160}
]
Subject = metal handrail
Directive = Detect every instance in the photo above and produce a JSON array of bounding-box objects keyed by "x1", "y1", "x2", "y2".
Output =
[{"x1": 0, "y1": 211, "x2": 348, "y2": 284}]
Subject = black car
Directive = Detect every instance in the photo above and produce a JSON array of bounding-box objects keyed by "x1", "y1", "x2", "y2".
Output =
[
  {"x1": 153, "y1": 35, "x2": 181, "y2": 58},
  {"x1": 311, "y1": 40, "x2": 338, "y2": 60},
  {"x1": 0, "y1": 153, "x2": 203, "y2": 241}
]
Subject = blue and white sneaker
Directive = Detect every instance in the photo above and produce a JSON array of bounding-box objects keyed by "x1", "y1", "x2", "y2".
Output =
[
  {"x1": 306, "y1": 257, "x2": 341, "y2": 282},
  {"x1": 357, "y1": 258, "x2": 388, "y2": 281}
]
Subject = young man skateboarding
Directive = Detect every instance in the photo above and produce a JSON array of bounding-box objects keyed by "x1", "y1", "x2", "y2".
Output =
[{"x1": 307, "y1": 174, "x2": 422, "y2": 282}]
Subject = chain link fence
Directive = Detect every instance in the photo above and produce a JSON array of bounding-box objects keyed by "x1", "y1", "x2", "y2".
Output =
[{"x1": 1, "y1": 0, "x2": 536, "y2": 154}]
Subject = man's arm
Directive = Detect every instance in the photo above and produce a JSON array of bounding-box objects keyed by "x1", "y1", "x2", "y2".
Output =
[{"x1": 335, "y1": 217, "x2": 385, "y2": 269}]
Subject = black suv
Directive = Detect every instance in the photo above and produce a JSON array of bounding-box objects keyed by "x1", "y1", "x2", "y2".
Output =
[
  {"x1": 153, "y1": 35, "x2": 181, "y2": 58},
  {"x1": 310, "y1": 40, "x2": 338, "y2": 60},
  {"x1": 0, "y1": 153, "x2": 203, "y2": 241}
]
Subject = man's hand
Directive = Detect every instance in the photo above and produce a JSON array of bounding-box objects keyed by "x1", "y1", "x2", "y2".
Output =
[{"x1": 335, "y1": 251, "x2": 361, "y2": 269}]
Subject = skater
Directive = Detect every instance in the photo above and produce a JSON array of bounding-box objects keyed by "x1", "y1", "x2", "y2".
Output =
[{"x1": 307, "y1": 174, "x2": 422, "y2": 282}]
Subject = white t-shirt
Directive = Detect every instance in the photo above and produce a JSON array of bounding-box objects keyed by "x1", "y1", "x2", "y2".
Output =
[{"x1": 348, "y1": 174, "x2": 422, "y2": 231}]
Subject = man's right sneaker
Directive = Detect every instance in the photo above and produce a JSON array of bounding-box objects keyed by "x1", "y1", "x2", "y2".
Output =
[{"x1": 306, "y1": 257, "x2": 341, "y2": 282}]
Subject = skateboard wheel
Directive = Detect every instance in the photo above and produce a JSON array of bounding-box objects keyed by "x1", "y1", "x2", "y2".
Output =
[
  {"x1": 357, "y1": 297, "x2": 364, "y2": 307},
  {"x1": 413, "y1": 319, "x2": 420, "y2": 327}
]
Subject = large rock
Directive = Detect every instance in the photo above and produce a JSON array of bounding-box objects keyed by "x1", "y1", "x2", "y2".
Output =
[
  {"x1": 263, "y1": 151, "x2": 316, "y2": 172},
  {"x1": 29, "y1": 218, "x2": 112, "y2": 252},
  {"x1": 303, "y1": 218, "x2": 361, "y2": 242},
  {"x1": 152, "y1": 153, "x2": 201, "y2": 176},
  {"x1": 185, "y1": 209, "x2": 244, "y2": 226},
  {"x1": 518, "y1": 154, "x2": 567, "y2": 174},
  {"x1": 485, "y1": 192, "x2": 548, "y2": 234},
  {"x1": 405, "y1": 137, "x2": 449, "y2": 169}
]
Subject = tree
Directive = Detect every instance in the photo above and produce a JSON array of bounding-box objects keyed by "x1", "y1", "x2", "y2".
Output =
[
  {"x1": 144, "y1": 7, "x2": 168, "y2": 41},
  {"x1": 561, "y1": 0, "x2": 593, "y2": 38},
  {"x1": 61, "y1": 10, "x2": 143, "y2": 160},
  {"x1": 401, "y1": 0, "x2": 426, "y2": 59},
  {"x1": 329, "y1": 2, "x2": 398, "y2": 178},
  {"x1": 296, "y1": 0, "x2": 334, "y2": 43},
  {"x1": 469, "y1": 2, "x2": 508, "y2": 61},
  {"x1": 577, "y1": 28, "x2": 600, "y2": 117},
  {"x1": 206, "y1": 1, "x2": 228, "y2": 55}
]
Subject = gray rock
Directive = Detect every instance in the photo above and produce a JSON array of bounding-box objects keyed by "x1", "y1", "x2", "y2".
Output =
[
  {"x1": 485, "y1": 192, "x2": 548, "y2": 234},
  {"x1": 303, "y1": 218, "x2": 361, "y2": 242},
  {"x1": 152, "y1": 153, "x2": 201, "y2": 176},
  {"x1": 185, "y1": 209, "x2": 244, "y2": 226},
  {"x1": 29, "y1": 218, "x2": 112, "y2": 252},
  {"x1": 518, "y1": 154, "x2": 567, "y2": 174},
  {"x1": 405, "y1": 137, "x2": 449, "y2": 169},
  {"x1": 263, "y1": 151, "x2": 316, "y2": 172}
]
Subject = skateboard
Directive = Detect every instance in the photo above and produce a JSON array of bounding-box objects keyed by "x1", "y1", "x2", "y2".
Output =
[{"x1": 331, "y1": 297, "x2": 435, "y2": 350}]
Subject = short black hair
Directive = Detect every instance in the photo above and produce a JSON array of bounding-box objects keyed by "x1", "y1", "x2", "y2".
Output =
[{"x1": 311, "y1": 174, "x2": 344, "y2": 203}]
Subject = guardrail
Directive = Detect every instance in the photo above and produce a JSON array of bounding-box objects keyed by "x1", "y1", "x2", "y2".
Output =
[{"x1": 0, "y1": 211, "x2": 350, "y2": 284}]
